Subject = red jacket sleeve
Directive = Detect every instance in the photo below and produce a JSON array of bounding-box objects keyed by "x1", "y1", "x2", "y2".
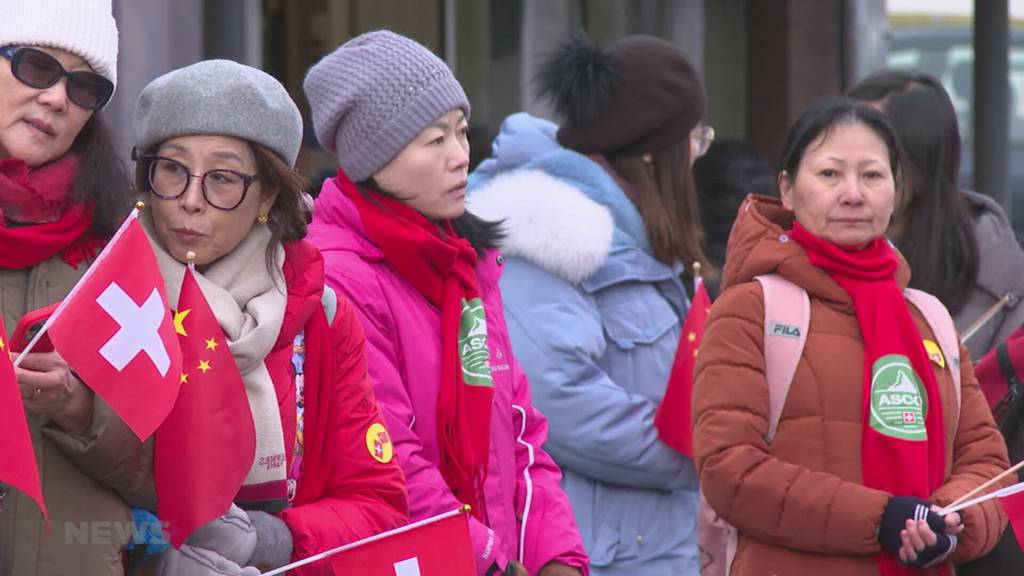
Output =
[{"x1": 279, "y1": 294, "x2": 409, "y2": 574}]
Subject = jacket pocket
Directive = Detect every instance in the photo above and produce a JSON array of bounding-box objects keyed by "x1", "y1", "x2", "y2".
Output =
[
  {"x1": 616, "y1": 487, "x2": 699, "y2": 565},
  {"x1": 596, "y1": 284, "x2": 679, "y2": 350}
]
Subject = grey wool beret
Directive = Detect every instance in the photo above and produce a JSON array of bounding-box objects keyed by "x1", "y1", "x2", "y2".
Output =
[
  {"x1": 134, "y1": 60, "x2": 303, "y2": 167},
  {"x1": 303, "y1": 30, "x2": 470, "y2": 182}
]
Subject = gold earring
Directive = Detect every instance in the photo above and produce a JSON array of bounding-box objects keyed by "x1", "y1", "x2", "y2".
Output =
[{"x1": 257, "y1": 214, "x2": 269, "y2": 224}]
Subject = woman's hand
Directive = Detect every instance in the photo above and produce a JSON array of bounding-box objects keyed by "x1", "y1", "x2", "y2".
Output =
[
  {"x1": 897, "y1": 506, "x2": 962, "y2": 566},
  {"x1": 16, "y1": 351, "x2": 94, "y2": 435},
  {"x1": 537, "y1": 563, "x2": 582, "y2": 576}
]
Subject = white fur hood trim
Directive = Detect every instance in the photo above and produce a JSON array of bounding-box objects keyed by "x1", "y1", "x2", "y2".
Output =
[{"x1": 469, "y1": 169, "x2": 614, "y2": 284}]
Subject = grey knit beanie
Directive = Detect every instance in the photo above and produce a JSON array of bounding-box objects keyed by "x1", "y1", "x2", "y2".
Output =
[
  {"x1": 303, "y1": 30, "x2": 470, "y2": 182},
  {"x1": 134, "y1": 60, "x2": 303, "y2": 166}
]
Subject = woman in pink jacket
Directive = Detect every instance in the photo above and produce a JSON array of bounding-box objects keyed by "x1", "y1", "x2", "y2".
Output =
[{"x1": 303, "y1": 31, "x2": 588, "y2": 576}]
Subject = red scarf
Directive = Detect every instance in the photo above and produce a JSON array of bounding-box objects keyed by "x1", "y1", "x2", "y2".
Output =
[
  {"x1": 790, "y1": 222, "x2": 947, "y2": 576},
  {"x1": 0, "y1": 157, "x2": 104, "y2": 269},
  {"x1": 336, "y1": 170, "x2": 494, "y2": 518}
]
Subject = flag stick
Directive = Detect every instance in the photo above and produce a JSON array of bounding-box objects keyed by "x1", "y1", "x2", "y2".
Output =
[
  {"x1": 943, "y1": 460, "x2": 1024, "y2": 511},
  {"x1": 13, "y1": 206, "x2": 142, "y2": 367},
  {"x1": 961, "y1": 292, "x2": 1013, "y2": 344},
  {"x1": 939, "y1": 479, "x2": 1024, "y2": 516},
  {"x1": 260, "y1": 506, "x2": 470, "y2": 576}
]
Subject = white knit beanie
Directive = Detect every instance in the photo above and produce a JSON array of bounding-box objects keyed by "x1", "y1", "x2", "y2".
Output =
[{"x1": 0, "y1": 0, "x2": 119, "y2": 89}]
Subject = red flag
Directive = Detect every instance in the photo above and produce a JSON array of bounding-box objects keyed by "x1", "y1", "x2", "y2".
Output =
[
  {"x1": 1000, "y1": 482, "x2": 1024, "y2": 548},
  {"x1": 155, "y1": 268, "x2": 255, "y2": 547},
  {"x1": 48, "y1": 216, "x2": 182, "y2": 440},
  {"x1": 330, "y1": 509, "x2": 475, "y2": 575},
  {"x1": 655, "y1": 277, "x2": 712, "y2": 457},
  {"x1": 0, "y1": 317, "x2": 46, "y2": 518}
]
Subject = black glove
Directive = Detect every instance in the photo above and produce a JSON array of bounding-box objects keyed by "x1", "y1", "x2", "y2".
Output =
[{"x1": 878, "y1": 496, "x2": 946, "y2": 554}]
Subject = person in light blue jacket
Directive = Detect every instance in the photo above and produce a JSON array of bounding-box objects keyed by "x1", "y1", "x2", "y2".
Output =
[{"x1": 467, "y1": 35, "x2": 712, "y2": 576}]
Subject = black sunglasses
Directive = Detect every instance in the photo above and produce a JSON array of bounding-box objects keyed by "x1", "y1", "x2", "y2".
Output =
[{"x1": 0, "y1": 46, "x2": 113, "y2": 110}]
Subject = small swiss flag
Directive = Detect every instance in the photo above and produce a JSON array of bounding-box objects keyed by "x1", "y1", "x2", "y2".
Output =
[
  {"x1": 329, "y1": 509, "x2": 475, "y2": 575},
  {"x1": 655, "y1": 277, "x2": 711, "y2": 458},
  {"x1": 48, "y1": 215, "x2": 183, "y2": 440},
  {"x1": 0, "y1": 316, "x2": 46, "y2": 519}
]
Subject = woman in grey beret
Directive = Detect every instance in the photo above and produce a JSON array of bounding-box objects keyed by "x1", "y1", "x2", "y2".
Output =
[
  {"x1": 304, "y1": 30, "x2": 588, "y2": 576},
  {"x1": 0, "y1": 1, "x2": 137, "y2": 575},
  {"x1": 126, "y1": 59, "x2": 408, "y2": 575}
]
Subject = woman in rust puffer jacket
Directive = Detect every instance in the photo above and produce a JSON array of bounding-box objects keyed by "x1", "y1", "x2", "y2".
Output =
[{"x1": 692, "y1": 98, "x2": 1010, "y2": 576}]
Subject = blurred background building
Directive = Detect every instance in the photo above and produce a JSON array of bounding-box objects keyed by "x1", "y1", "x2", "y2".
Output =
[{"x1": 105, "y1": 0, "x2": 1023, "y2": 228}]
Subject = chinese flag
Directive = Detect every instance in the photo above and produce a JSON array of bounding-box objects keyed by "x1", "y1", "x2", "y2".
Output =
[
  {"x1": 155, "y1": 268, "x2": 255, "y2": 548},
  {"x1": 655, "y1": 277, "x2": 712, "y2": 458},
  {"x1": 48, "y1": 216, "x2": 182, "y2": 440},
  {"x1": 0, "y1": 317, "x2": 46, "y2": 518},
  {"x1": 1000, "y1": 481, "x2": 1024, "y2": 548},
  {"x1": 330, "y1": 510, "x2": 475, "y2": 576}
]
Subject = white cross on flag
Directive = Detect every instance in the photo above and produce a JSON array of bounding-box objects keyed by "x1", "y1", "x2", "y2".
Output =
[{"x1": 48, "y1": 216, "x2": 182, "y2": 440}]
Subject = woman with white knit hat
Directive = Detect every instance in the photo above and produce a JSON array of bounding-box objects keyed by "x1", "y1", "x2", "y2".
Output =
[
  {"x1": 304, "y1": 31, "x2": 589, "y2": 576},
  {"x1": 0, "y1": 0, "x2": 136, "y2": 575}
]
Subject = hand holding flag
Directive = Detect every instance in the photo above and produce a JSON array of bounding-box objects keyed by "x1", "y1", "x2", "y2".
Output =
[
  {"x1": 26, "y1": 208, "x2": 183, "y2": 441},
  {"x1": 655, "y1": 263, "x2": 712, "y2": 457}
]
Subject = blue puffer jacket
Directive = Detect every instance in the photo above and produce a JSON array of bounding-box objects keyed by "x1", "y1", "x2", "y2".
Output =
[{"x1": 468, "y1": 113, "x2": 699, "y2": 576}]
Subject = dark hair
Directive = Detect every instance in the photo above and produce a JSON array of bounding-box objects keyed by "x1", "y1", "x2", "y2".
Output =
[
  {"x1": 359, "y1": 179, "x2": 504, "y2": 255},
  {"x1": 134, "y1": 141, "x2": 311, "y2": 270},
  {"x1": 848, "y1": 71, "x2": 979, "y2": 314},
  {"x1": 694, "y1": 140, "x2": 776, "y2": 269},
  {"x1": 71, "y1": 114, "x2": 135, "y2": 235},
  {"x1": 779, "y1": 97, "x2": 903, "y2": 184},
  {"x1": 606, "y1": 139, "x2": 709, "y2": 270}
]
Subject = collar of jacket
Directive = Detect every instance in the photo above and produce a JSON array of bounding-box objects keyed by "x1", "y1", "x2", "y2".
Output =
[
  {"x1": 963, "y1": 189, "x2": 1024, "y2": 305},
  {"x1": 308, "y1": 177, "x2": 385, "y2": 262},
  {"x1": 470, "y1": 146, "x2": 676, "y2": 289}
]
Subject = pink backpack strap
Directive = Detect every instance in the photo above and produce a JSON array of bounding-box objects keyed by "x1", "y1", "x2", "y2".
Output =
[
  {"x1": 905, "y1": 288, "x2": 962, "y2": 429},
  {"x1": 755, "y1": 274, "x2": 810, "y2": 443}
]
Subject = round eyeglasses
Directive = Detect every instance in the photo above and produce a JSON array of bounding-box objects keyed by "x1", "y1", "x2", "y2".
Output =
[
  {"x1": 145, "y1": 156, "x2": 258, "y2": 211},
  {"x1": 0, "y1": 46, "x2": 114, "y2": 110}
]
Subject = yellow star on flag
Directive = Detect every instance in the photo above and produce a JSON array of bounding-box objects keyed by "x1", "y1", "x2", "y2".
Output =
[
  {"x1": 0, "y1": 336, "x2": 5, "y2": 351},
  {"x1": 205, "y1": 338, "x2": 219, "y2": 351},
  {"x1": 180, "y1": 372, "x2": 189, "y2": 384},
  {"x1": 173, "y1": 309, "x2": 192, "y2": 336},
  {"x1": 197, "y1": 360, "x2": 212, "y2": 374},
  {"x1": 692, "y1": 349, "x2": 699, "y2": 358},
  {"x1": 687, "y1": 331, "x2": 697, "y2": 343}
]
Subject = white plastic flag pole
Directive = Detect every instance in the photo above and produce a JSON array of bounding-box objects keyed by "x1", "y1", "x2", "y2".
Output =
[
  {"x1": 13, "y1": 206, "x2": 141, "y2": 367},
  {"x1": 938, "y1": 479, "x2": 1024, "y2": 516},
  {"x1": 942, "y1": 459, "x2": 1024, "y2": 511},
  {"x1": 260, "y1": 506, "x2": 469, "y2": 576}
]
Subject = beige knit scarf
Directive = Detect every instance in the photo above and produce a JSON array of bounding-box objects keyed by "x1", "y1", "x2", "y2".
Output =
[{"x1": 140, "y1": 213, "x2": 288, "y2": 497}]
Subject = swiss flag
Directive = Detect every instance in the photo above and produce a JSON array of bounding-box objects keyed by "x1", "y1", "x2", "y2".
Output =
[
  {"x1": 155, "y1": 268, "x2": 256, "y2": 548},
  {"x1": 999, "y1": 481, "x2": 1024, "y2": 549},
  {"x1": 48, "y1": 216, "x2": 182, "y2": 440},
  {"x1": 0, "y1": 316, "x2": 46, "y2": 518},
  {"x1": 330, "y1": 509, "x2": 475, "y2": 575},
  {"x1": 655, "y1": 277, "x2": 712, "y2": 457}
]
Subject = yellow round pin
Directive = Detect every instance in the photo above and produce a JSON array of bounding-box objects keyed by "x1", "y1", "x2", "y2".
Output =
[{"x1": 366, "y1": 422, "x2": 393, "y2": 463}]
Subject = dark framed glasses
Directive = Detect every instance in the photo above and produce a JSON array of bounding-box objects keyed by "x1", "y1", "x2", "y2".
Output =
[
  {"x1": 143, "y1": 155, "x2": 259, "y2": 211},
  {"x1": 0, "y1": 46, "x2": 114, "y2": 110}
]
